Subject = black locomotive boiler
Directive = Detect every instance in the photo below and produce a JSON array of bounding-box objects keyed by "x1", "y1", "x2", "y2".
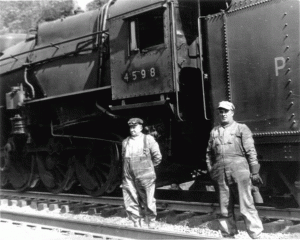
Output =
[{"x1": 0, "y1": 0, "x2": 299, "y2": 207}]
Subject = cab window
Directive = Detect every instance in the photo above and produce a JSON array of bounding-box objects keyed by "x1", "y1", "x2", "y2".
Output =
[{"x1": 129, "y1": 8, "x2": 164, "y2": 52}]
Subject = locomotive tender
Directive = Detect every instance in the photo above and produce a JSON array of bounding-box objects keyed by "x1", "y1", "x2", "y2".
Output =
[{"x1": 0, "y1": 0, "x2": 299, "y2": 207}]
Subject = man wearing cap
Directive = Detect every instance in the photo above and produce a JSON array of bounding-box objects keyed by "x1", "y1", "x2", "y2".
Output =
[
  {"x1": 206, "y1": 101, "x2": 263, "y2": 239},
  {"x1": 122, "y1": 118, "x2": 162, "y2": 228}
]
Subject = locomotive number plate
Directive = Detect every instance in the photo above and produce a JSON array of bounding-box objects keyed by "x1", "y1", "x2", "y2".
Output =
[{"x1": 123, "y1": 67, "x2": 159, "y2": 83}]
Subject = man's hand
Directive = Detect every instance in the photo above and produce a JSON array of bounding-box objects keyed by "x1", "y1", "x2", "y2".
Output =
[{"x1": 251, "y1": 173, "x2": 263, "y2": 186}]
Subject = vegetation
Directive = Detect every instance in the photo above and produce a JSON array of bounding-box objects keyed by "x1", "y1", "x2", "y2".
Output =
[
  {"x1": 86, "y1": 0, "x2": 108, "y2": 11},
  {"x1": 0, "y1": 0, "x2": 107, "y2": 34},
  {"x1": 0, "y1": 0, "x2": 75, "y2": 34}
]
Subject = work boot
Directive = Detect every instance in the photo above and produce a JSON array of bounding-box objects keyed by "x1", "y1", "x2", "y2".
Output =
[
  {"x1": 250, "y1": 233, "x2": 261, "y2": 239},
  {"x1": 148, "y1": 221, "x2": 156, "y2": 229},
  {"x1": 145, "y1": 216, "x2": 156, "y2": 229},
  {"x1": 133, "y1": 218, "x2": 142, "y2": 227},
  {"x1": 222, "y1": 233, "x2": 236, "y2": 238}
]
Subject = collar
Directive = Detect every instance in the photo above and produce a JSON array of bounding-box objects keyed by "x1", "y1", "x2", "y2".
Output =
[
  {"x1": 130, "y1": 133, "x2": 143, "y2": 140},
  {"x1": 220, "y1": 120, "x2": 235, "y2": 129}
]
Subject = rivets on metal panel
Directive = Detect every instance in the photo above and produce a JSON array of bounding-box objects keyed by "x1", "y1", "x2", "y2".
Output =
[
  {"x1": 286, "y1": 68, "x2": 291, "y2": 74},
  {"x1": 288, "y1": 102, "x2": 294, "y2": 108},
  {"x1": 289, "y1": 113, "x2": 295, "y2": 121},
  {"x1": 286, "y1": 57, "x2": 290, "y2": 61},
  {"x1": 287, "y1": 102, "x2": 294, "y2": 111},
  {"x1": 285, "y1": 46, "x2": 290, "y2": 52},
  {"x1": 287, "y1": 91, "x2": 293, "y2": 99}
]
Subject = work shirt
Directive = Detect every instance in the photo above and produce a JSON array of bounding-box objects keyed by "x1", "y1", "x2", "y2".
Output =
[
  {"x1": 122, "y1": 133, "x2": 162, "y2": 167},
  {"x1": 206, "y1": 121, "x2": 258, "y2": 180}
]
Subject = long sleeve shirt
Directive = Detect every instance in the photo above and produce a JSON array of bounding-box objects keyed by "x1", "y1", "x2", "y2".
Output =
[
  {"x1": 122, "y1": 133, "x2": 162, "y2": 166},
  {"x1": 206, "y1": 121, "x2": 258, "y2": 170}
]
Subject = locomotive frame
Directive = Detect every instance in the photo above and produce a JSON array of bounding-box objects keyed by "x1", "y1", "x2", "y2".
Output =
[{"x1": 0, "y1": 0, "x2": 299, "y2": 207}]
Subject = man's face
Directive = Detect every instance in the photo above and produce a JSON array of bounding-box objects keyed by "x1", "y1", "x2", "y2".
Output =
[
  {"x1": 129, "y1": 124, "x2": 142, "y2": 136},
  {"x1": 218, "y1": 108, "x2": 234, "y2": 125}
]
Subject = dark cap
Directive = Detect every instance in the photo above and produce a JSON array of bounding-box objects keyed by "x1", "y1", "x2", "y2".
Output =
[
  {"x1": 217, "y1": 101, "x2": 235, "y2": 111},
  {"x1": 128, "y1": 118, "x2": 143, "y2": 126}
]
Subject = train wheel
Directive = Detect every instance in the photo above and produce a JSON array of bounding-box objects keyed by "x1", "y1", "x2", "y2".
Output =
[
  {"x1": 9, "y1": 152, "x2": 36, "y2": 191},
  {"x1": 75, "y1": 141, "x2": 119, "y2": 196},
  {"x1": 0, "y1": 142, "x2": 11, "y2": 188},
  {"x1": 0, "y1": 173, "x2": 9, "y2": 188},
  {"x1": 37, "y1": 153, "x2": 76, "y2": 194}
]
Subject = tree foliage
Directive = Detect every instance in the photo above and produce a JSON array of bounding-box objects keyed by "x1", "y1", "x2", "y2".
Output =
[
  {"x1": 86, "y1": 0, "x2": 108, "y2": 11},
  {"x1": 0, "y1": 0, "x2": 76, "y2": 34}
]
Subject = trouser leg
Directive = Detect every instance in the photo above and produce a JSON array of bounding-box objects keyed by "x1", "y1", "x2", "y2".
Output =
[
  {"x1": 136, "y1": 177, "x2": 157, "y2": 223},
  {"x1": 122, "y1": 177, "x2": 142, "y2": 219},
  {"x1": 236, "y1": 174, "x2": 263, "y2": 238},
  {"x1": 217, "y1": 173, "x2": 238, "y2": 237}
]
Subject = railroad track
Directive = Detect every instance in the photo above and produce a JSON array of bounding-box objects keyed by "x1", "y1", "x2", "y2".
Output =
[
  {"x1": 0, "y1": 210, "x2": 206, "y2": 240},
  {"x1": 0, "y1": 190, "x2": 217, "y2": 239},
  {"x1": 1, "y1": 190, "x2": 299, "y2": 239},
  {"x1": 1, "y1": 190, "x2": 300, "y2": 221}
]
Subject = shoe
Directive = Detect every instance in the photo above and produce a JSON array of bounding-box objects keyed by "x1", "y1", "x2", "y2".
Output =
[
  {"x1": 148, "y1": 221, "x2": 156, "y2": 229},
  {"x1": 133, "y1": 219, "x2": 142, "y2": 227},
  {"x1": 222, "y1": 233, "x2": 236, "y2": 239},
  {"x1": 250, "y1": 233, "x2": 261, "y2": 239},
  {"x1": 222, "y1": 234, "x2": 235, "y2": 239}
]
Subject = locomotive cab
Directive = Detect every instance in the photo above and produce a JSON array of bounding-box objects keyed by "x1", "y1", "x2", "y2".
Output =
[{"x1": 107, "y1": 0, "x2": 227, "y2": 166}]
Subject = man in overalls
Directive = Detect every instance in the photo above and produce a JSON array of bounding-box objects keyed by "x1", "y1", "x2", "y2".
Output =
[
  {"x1": 122, "y1": 118, "x2": 162, "y2": 228},
  {"x1": 206, "y1": 101, "x2": 263, "y2": 239}
]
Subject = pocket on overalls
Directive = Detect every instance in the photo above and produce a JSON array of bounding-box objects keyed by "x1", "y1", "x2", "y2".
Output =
[
  {"x1": 136, "y1": 158, "x2": 155, "y2": 180},
  {"x1": 234, "y1": 132, "x2": 244, "y2": 155},
  {"x1": 212, "y1": 137, "x2": 222, "y2": 155}
]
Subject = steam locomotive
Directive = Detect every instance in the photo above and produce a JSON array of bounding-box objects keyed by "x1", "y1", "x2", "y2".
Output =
[{"x1": 0, "y1": 0, "x2": 299, "y2": 207}]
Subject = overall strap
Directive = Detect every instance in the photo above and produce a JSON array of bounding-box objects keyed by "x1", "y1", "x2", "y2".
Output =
[
  {"x1": 143, "y1": 134, "x2": 148, "y2": 149},
  {"x1": 123, "y1": 137, "x2": 130, "y2": 158}
]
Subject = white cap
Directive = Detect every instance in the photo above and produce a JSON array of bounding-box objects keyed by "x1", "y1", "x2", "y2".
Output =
[{"x1": 217, "y1": 101, "x2": 235, "y2": 111}]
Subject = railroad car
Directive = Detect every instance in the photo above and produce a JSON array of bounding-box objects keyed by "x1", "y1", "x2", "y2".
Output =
[{"x1": 0, "y1": 0, "x2": 299, "y2": 207}]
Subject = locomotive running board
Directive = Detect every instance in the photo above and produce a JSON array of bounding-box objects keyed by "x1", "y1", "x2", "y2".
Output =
[{"x1": 109, "y1": 100, "x2": 167, "y2": 111}]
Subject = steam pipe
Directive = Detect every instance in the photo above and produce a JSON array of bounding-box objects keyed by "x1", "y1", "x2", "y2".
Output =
[
  {"x1": 24, "y1": 67, "x2": 35, "y2": 99},
  {"x1": 95, "y1": 101, "x2": 121, "y2": 120}
]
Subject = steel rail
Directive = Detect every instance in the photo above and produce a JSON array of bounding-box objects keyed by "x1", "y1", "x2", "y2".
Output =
[
  {"x1": 0, "y1": 210, "x2": 212, "y2": 239},
  {"x1": 1, "y1": 190, "x2": 300, "y2": 221}
]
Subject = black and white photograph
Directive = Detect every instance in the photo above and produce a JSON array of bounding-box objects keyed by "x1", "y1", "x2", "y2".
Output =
[{"x1": 0, "y1": 0, "x2": 299, "y2": 239}]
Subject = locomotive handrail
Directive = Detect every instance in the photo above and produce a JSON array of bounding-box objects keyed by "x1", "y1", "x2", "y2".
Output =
[
  {"x1": 170, "y1": 0, "x2": 183, "y2": 122},
  {"x1": 25, "y1": 86, "x2": 111, "y2": 104},
  {"x1": 198, "y1": 16, "x2": 210, "y2": 121},
  {"x1": 0, "y1": 30, "x2": 108, "y2": 62},
  {"x1": 50, "y1": 120, "x2": 122, "y2": 144}
]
